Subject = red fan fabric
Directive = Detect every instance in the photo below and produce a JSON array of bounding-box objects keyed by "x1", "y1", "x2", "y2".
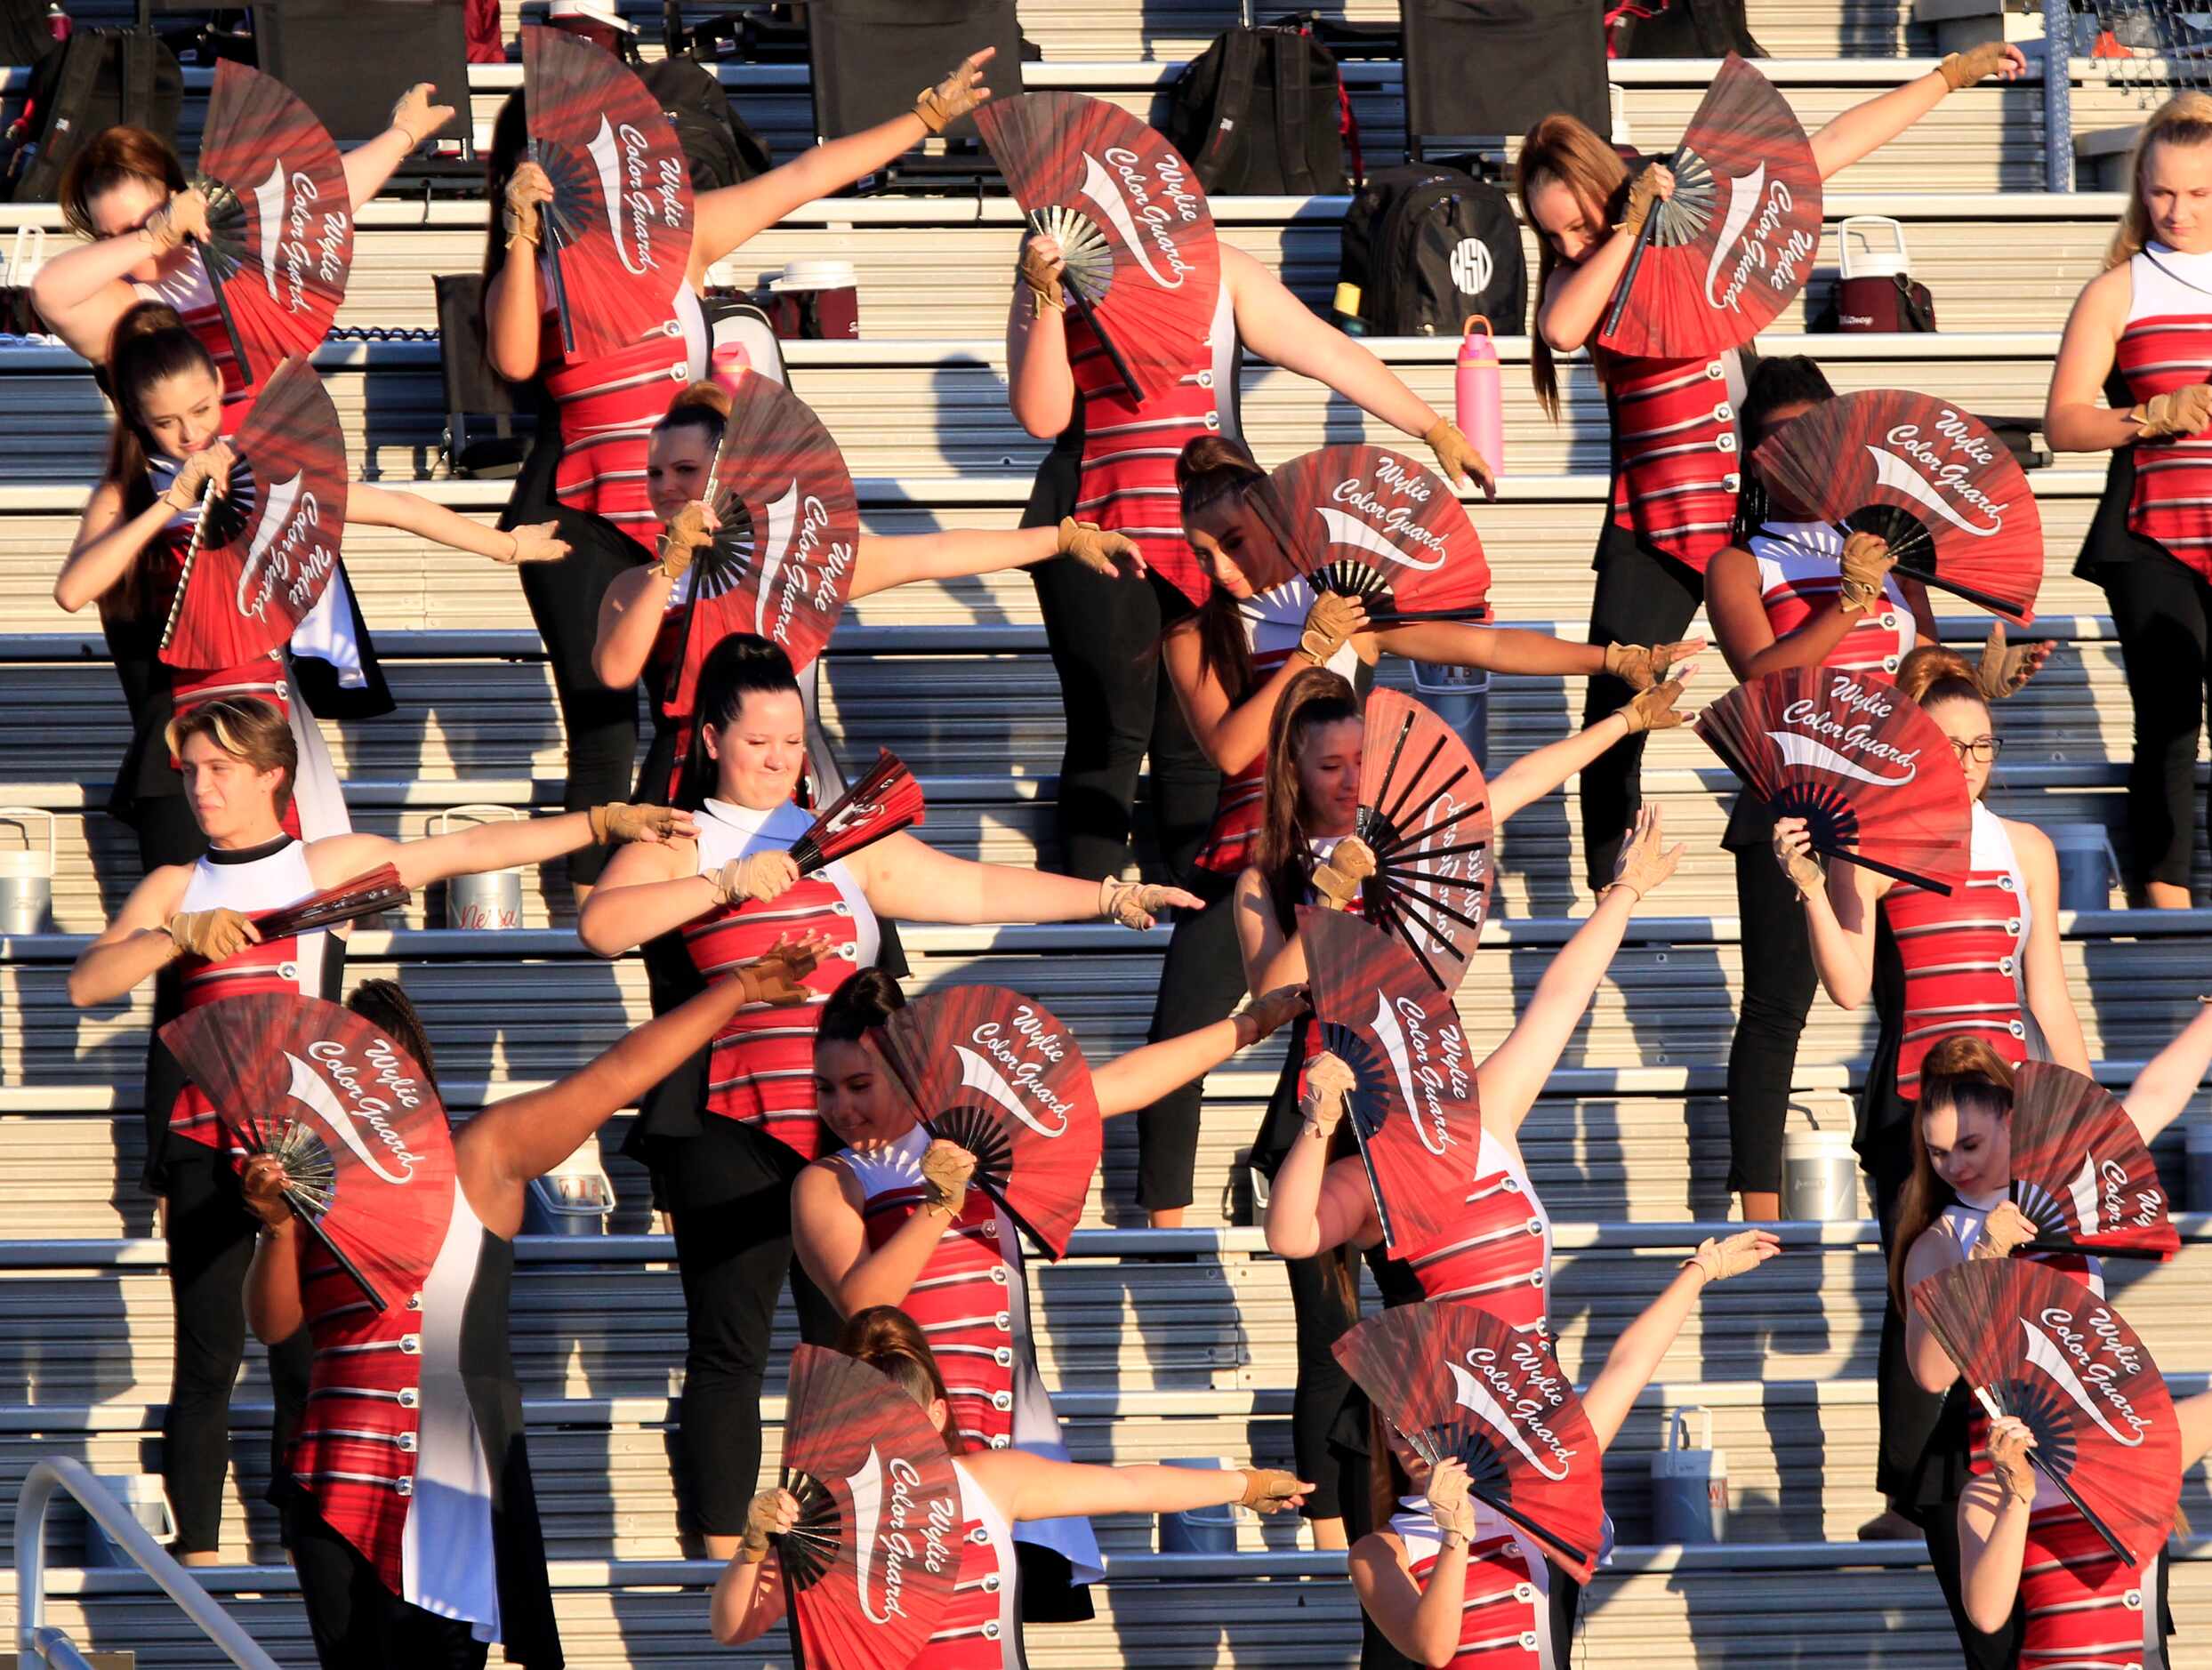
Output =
[
  {"x1": 874, "y1": 986, "x2": 1103, "y2": 1260},
  {"x1": 2007, "y1": 1062, "x2": 2180, "y2": 1259},
  {"x1": 1299, "y1": 908, "x2": 1485, "y2": 1258},
  {"x1": 976, "y1": 91, "x2": 1219, "y2": 405},
  {"x1": 160, "y1": 994, "x2": 455, "y2": 1312},
  {"x1": 1749, "y1": 389, "x2": 2043, "y2": 625},
  {"x1": 1355, "y1": 687, "x2": 1495, "y2": 992},
  {"x1": 195, "y1": 60, "x2": 354, "y2": 389},
  {"x1": 1911, "y1": 1258, "x2": 2181, "y2": 1569},
  {"x1": 159, "y1": 358, "x2": 349, "y2": 671},
  {"x1": 791, "y1": 750, "x2": 926, "y2": 876},
  {"x1": 780, "y1": 1344, "x2": 963, "y2": 1668},
  {"x1": 1600, "y1": 54, "x2": 1821, "y2": 360},
  {"x1": 1259, "y1": 446, "x2": 1492, "y2": 623},
  {"x1": 1694, "y1": 668, "x2": 1972, "y2": 893},
  {"x1": 664, "y1": 375, "x2": 860, "y2": 718},
  {"x1": 1332, "y1": 1299, "x2": 1602, "y2": 1583},
  {"x1": 248, "y1": 864, "x2": 407, "y2": 940},
  {"x1": 522, "y1": 24, "x2": 693, "y2": 365}
]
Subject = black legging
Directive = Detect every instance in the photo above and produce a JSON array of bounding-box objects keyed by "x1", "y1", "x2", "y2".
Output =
[
  {"x1": 163, "y1": 1153, "x2": 311, "y2": 1555},
  {"x1": 1134, "y1": 867, "x2": 1245, "y2": 1213},
  {"x1": 1722, "y1": 813, "x2": 1821, "y2": 1197},
  {"x1": 1577, "y1": 519, "x2": 1707, "y2": 891},
  {"x1": 2103, "y1": 550, "x2": 2212, "y2": 893},
  {"x1": 292, "y1": 1497, "x2": 489, "y2": 1669},
  {"x1": 659, "y1": 1117, "x2": 843, "y2": 1538}
]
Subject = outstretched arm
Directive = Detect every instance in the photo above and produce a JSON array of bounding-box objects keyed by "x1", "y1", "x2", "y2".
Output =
[
  {"x1": 340, "y1": 84, "x2": 455, "y2": 210},
  {"x1": 348, "y1": 484, "x2": 566, "y2": 566},
  {"x1": 851, "y1": 521, "x2": 1139, "y2": 599},
  {"x1": 2124, "y1": 997, "x2": 2212, "y2": 1144},
  {"x1": 310, "y1": 804, "x2": 691, "y2": 894},
  {"x1": 1809, "y1": 44, "x2": 2023, "y2": 181},
  {"x1": 1093, "y1": 987, "x2": 1303, "y2": 1118},
  {"x1": 968, "y1": 1447, "x2": 1307, "y2": 1526},
  {"x1": 848, "y1": 831, "x2": 1199, "y2": 927},
  {"x1": 1580, "y1": 1231, "x2": 1779, "y2": 1448},
  {"x1": 1484, "y1": 677, "x2": 1695, "y2": 823}
]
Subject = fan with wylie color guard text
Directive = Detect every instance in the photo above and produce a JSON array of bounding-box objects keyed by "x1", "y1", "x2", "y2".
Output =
[
  {"x1": 523, "y1": 24, "x2": 693, "y2": 363},
  {"x1": 977, "y1": 91, "x2": 1219, "y2": 405},
  {"x1": 1600, "y1": 53, "x2": 1822, "y2": 359},
  {"x1": 2007, "y1": 1062, "x2": 2179, "y2": 1262},
  {"x1": 874, "y1": 985, "x2": 1103, "y2": 1260},
  {"x1": 1911, "y1": 1257, "x2": 2181, "y2": 1567},
  {"x1": 1255, "y1": 445, "x2": 1492, "y2": 627},
  {"x1": 789, "y1": 751, "x2": 926, "y2": 877},
  {"x1": 1750, "y1": 389, "x2": 2043, "y2": 624},
  {"x1": 158, "y1": 358, "x2": 349, "y2": 670},
  {"x1": 1299, "y1": 909, "x2": 1484, "y2": 1258},
  {"x1": 777, "y1": 1344, "x2": 963, "y2": 1669},
  {"x1": 161, "y1": 994, "x2": 454, "y2": 1313},
  {"x1": 1333, "y1": 1299, "x2": 1602, "y2": 1582},
  {"x1": 1694, "y1": 667, "x2": 1972, "y2": 894}
]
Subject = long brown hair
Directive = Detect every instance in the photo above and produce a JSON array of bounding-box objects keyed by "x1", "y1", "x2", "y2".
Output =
[
  {"x1": 655, "y1": 379, "x2": 729, "y2": 447},
  {"x1": 479, "y1": 93, "x2": 533, "y2": 287},
  {"x1": 1886, "y1": 1034, "x2": 2018, "y2": 1304},
  {"x1": 841, "y1": 1305, "x2": 961, "y2": 1451},
  {"x1": 1254, "y1": 667, "x2": 1362, "y2": 932},
  {"x1": 1170, "y1": 435, "x2": 1270, "y2": 701},
  {"x1": 2109, "y1": 92, "x2": 2212, "y2": 269},
  {"x1": 100, "y1": 302, "x2": 221, "y2": 620},
  {"x1": 1367, "y1": 1396, "x2": 1418, "y2": 1539},
  {"x1": 59, "y1": 125, "x2": 187, "y2": 240},
  {"x1": 1514, "y1": 114, "x2": 1631, "y2": 420}
]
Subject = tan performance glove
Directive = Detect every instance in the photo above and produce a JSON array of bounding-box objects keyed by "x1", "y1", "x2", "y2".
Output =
[
  {"x1": 1098, "y1": 879, "x2": 1199, "y2": 929},
  {"x1": 658, "y1": 502, "x2": 716, "y2": 579},
  {"x1": 1310, "y1": 835, "x2": 1375, "y2": 909},
  {"x1": 142, "y1": 188, "x2": 208, "y2": 254},
  {"x1": 1616, "y1": 163, "x2": 1670, "y2": 238},
  {"x1": 1682, "y1": 1227, "x2": 1775, "y2": 1284},
  {"x1": 1235, "y1": 984, "x2": 1310, "y2": 1045},
  {"x1": 712, "y1": 850, "x2": 800, "y2": 908},
  {"x1": 1618, "y1": 677, "x2": 1689, "y2": 737},
  {"x1": 1237, "y1": 1468, "x2": 1308, "y2": 1513},
  {"x1": 1602, "y1": 639, "x2": 1697, "y2": 693},
  {"x1": 1300, "y1": 1051, "x2": 1356, "y2": 1136},
  {"x1": 1299, "y1": 591, "x2": 1366, "y2": 667},
  {"x1": 1772, "y1": 823, "x2": 1826, "y2": 900},
  {"x1": 920, "y1": 1139, "x2": 977, "y2": 1216},
  {"x1": 1975, "y1": 622, "x2": 2041, "y2": 701},
  {"x1": 739, "y1": 1487, "x2": 795, "y2": 1563},
  {"x1": 503, "y1": 160, "x2": 552, "y2": 249},
  {"x1": 2131, "y1": 381, "x2": 2212, "y2": 440},
  {"x1": 914, "y1": 48, "x2": 993, "y2": 134},
  {"x1": 1971, "y1": 1200, "x2": 2037, "y2": 1261},
  {"x1": 1019, "y1": 237, "x2": 1066, "y2": 317},
  {"x1": 500, "y1": 521, "x2": 567, "y2": 566},
  {"x1": 1058, "y1": 516, "x2": 1138, "y2": 578},
  {"x1": 737, "y1": 936, "x2": 822, "y2": 1008},
  {"x1": 1838, "y1": 532, "x2": 1894, "y2": 615},
  {"x1": 1427, "y1": 1459, "x2": 1477, "y2": 1540},
  {"x1": 390, "y1": 82, "x2": 455, "y2": 149},
  {"x1": 588, "y1": 802, "x2": 687, "y2": 846},
  {"x1": 165, "y1": 906, "x2": 255, "y2": 961},
  {"x1": 1985, "y1": 1416, "x2": 2040, "y2": 1506},
  {"x1": 1939, "y1": 40, "x2": 2013, "y2": 90},
  {"x1": 238, "y1": 1152, "x2": 294, "y2": 1231},
  {"x1": 1604, "y1": 806, "x2": 1682, "y2": 906},
  {"x1": 163, "y1": 440, "x2": 236, "y2": 513},
  {"x1": 1423, "y1": 418, "x2": 1495, "y2": 498}
]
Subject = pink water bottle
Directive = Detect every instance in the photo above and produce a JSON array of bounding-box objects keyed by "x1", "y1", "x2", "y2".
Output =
[
  {"x1": 709, "y1": 336, "x2": 751, "y2": 397},
  {"x1": 1455, "y1": 316, "x2": 1503, "y2": 485}
]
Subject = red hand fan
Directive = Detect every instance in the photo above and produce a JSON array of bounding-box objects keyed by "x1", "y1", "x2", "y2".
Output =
[
  {"x1": 1299, "y1": 908, "x2": 1485, "y2": 1259},
  {"x1": 778, "y1": 1344, "x2": 964, "y2": 1669},
  {"x1": 977, "y1": 91, "x2": 1219, "y2": 406},
  {"x1": 249, "y1": 864, "x2": 409, "y2": 939},
  {"x1": 2006, "y1": 1062, "x2": 2179, "y2": 1262},
  {"x1": 1333, "y1": 1299, "x2": 1602, "y2": 1582},
  {"x1": 1694, "y1": 667, "x2": 1972, "y2": 894},
  {"x1": 160, "y1": 994, "x2": 455, "y2": 1313},
  {"x1": 1749, "y1": 390, "x2": 2043, "y2": 625},
  {"x1": 662, "y1": 375, "x2": 860, "y2": 718},
  {"x1": 1350, "y1": 687, "x2": 1495, "y2": 992},
  {"x1": 1253, "y1": 446, "x2": 1492, "y2": 627},
  {"x1": 1599, "y1": 54, "x2": 1822, "y2": 359},
  {"x1": 789, "y1": 751, "x2": 925, "y2": 877},
  {"x1": 873, "y1": 985, "x2": 1103, "y2": 1261},
  {"x1": 1911, "y1": 1258, "x2": 2181, "y2": 1567},
  {"x1": 522, "y1": 24, "x2": 693, "y2": 365},
  {"x1": 193, "y1": 60, "x2": 354, "y2": 390},
  {"x1": 158, "y1": 357, "x2": 350, "y2": 670}
]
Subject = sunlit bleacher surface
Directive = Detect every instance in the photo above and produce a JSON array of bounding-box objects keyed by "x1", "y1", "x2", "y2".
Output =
[{"x1": 1, "y1": 0, "x2": 2208, "y2": 1661}]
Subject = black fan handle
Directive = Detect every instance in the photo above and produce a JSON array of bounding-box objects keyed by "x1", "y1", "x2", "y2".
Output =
[
  {"x1": 2019, "y1": 1237, "x2": 2165, "y2": 1262},
  {"x1": 1026, "y1": 208, "x2": 1150, "y2": 405},
  {"x1": 156, "y1": 479, "x2": 221, "y2": 653},
  {"x1": 1600, "y1": 180, "x2": 1667, "y2": 342},
  {"x1": 1467, "y1": 1483, "x2": 1593, "y2": 1572}
]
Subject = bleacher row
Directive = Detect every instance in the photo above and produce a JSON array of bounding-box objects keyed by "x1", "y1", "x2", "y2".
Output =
[{"x1": 3, "y1": 2, "x2": 2210, "y2": 1663}]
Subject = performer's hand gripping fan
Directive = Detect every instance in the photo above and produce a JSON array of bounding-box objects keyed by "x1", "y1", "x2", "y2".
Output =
[
  {"x1": 1333, "y1": 1299, "x2": 1601, "y2": 1582},
  {"x1": 1911, "y1": 1258, "x2": 2181, "y2": 1567},
  {"x1": 1599, "y1": 53, "x2": 1822, "y2": 357},
  {"x1": 976, "y1": 91, "x2": 1219, "y2": 406},
  {"x1": 874, "y1": 986, "x2": 1103, "y2": 1260},
  {"x1": 1695, "y1": 668, "x2": 1972, "y2": 894},
  {"x1": 1299, "y1": 909, "x2": 1485, "y2": 1258},
  {"x1": 661, "y1": 375, "x2": 860, "y2": 719},
  {"x1": 1253, "y1": 445, "x2": 1492, "y2": 627},
  {"x1": 776, "y1": 1344, "x2": 964, "y2": 1668},
  {"x1": 160, "y1": 993, "x2": 454, "y2": 1313},
  {"x1": 1749, "y1": 389, "x2": 2044, "y2": 624},
  {"x1": 522, "y1": 24, "x2": 693, "y2": 363},
  {"x1": 191, "y1": 60, "x2": 355, "y2": 388},
  {"x1": 2004, "y1": 1062, "x2": 2179, "y2": 1262},
  {"x1": 788, "y1": 750, "x2": 927, "y2": 877},
  {"x1": 157, "y1": 357, "x2": 349, "y2": 669}
]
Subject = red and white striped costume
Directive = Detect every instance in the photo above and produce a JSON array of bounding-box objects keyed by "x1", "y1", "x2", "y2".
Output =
[
  {"x1": 1384, "y1": 1496, "x2": 1564, "y2": 1669},
  {"x1": 682, "y1": 798, "x2": 877, "y2": 1162},
  {"x1": 2116, "y1": 242, "x2": 2212, "y2": 581},
  {"x1": 1068, "y1": 288, "x2": 1238, "y2": 607},
  {"x1": 541, "y1": 285, "x2": 707, "y2": 551},
  {"x1": 1747, "y1": 520, "x2": 1916, "y2": 676},
  {"x1": 1881, "y1": 801, "x2": 2031, "y2": 1102},
  {"x1": 887, "y1": 1459, "x2": 1022, "y2": 1670},
  {"x1": 1604, "y1": 349, "x2": 1746, "y2": 573},
  {"x1": 833, "y1": 1127, "x2": 1102, "y2": 1584},
  {"x1": 1402, "y1": 1127, "x2": 1553, "y2": 1341}
]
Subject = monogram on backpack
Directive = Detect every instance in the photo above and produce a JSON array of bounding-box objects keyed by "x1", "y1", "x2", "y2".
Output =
[
  {"x1": 1163, "y1": 22, "x2": 1350, "y2": 197},
  {"x1": 1334, "y1": 164, "x2": 1528, "y2": 338}
]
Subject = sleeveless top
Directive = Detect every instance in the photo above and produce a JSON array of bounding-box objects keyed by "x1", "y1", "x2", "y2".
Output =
[
  {"x1": 1402, "y1": 1127, "x2": 1553, "y2": 1342},
  {"x1": 903, "y1": 1459, "x2": 1022, "y2": 1670},
  {"x1": 2117, "y1": 242, "x2": 2212, "y2": 581},
  {"x1": 832, "y1": 1127, "x2": 1104, "y2": 1585},
  {"x1": 1604, "y1": 349, "x2": 1746, "y2": 574},
  {"x1": 1069, "y1": 285, "x2": 1239, "y2": 606},
  {"x1": 1386, "y1": 1495, "x2": 1568, "y2": 1670},
  {"x1": 1746, "y1": 520, "x2": 1916, "y2": 676},
  {"x1": 1937, "y1": 1190, "x2": 2104, "y2": 1299},
  {"x1": 680, "y1": 798, "x2": 878, "y2": 1162},
  {"x1": 541, "y1": 285, "x2": 708, "y2": 551}
]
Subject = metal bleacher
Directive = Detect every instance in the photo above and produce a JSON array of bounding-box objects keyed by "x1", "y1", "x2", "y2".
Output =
[{"x1": 3, "y1": 0, "x2": 2210, "y2": 1662}]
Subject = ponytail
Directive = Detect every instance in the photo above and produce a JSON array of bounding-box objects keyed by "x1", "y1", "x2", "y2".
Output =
[{"x1": 841, "y1": 1305, "x2": 961, "y2": 1450}]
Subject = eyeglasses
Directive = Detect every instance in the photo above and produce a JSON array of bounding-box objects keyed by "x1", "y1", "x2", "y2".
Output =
[{"x1": 1948, "y1": 736, "x2": 2004, "y2": 764}]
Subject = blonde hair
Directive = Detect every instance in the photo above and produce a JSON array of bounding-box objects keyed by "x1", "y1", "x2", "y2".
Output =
[
  {"x1": 165, "y1": 695, "x2": 297, "y2": 814},
  {"x1": 1515, "y1": 114, "x2": 1632, "y2": 419},
  {"x1": 2109, "y1": 92, "x2": 2212, "y2": 268}
]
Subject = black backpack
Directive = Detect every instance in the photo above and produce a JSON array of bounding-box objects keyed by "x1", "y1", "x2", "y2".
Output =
[
  {"x1": 1605, "y1": 0, "x2": 1766, "y2": 58},
  {"x1": 4, "y1": 4, "x2": 182, "y2": 203},
  {"x1": 1337, "y1": 164, "x2": 1527, "y2": 337},
  {"x1": 1164, "y1": 23, "x2": 1349, "y2": 197},
  {"x1": 434, "y1": 272, "x2": 537, "y2": 479},
  {"x1": 630, "y1": 6, "x2": 775, "y2": 196}
]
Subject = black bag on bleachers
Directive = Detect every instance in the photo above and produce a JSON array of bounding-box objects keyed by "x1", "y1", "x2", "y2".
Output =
[
  {"x1": 1605, "y1": 0, "x2": 1765, "y2": 59},
  {"x1": 629, "y1": 2, "x2": 774, "y2": 193},
  {"x1": 1403, "y1": 0, "x2": 1609, "y2": 155},
  {"x1": 4, "y1": 3, "x2": 182, "y2": 203},
  {"x1": 1337, "y1": 163, "x2": 1527, "y2": 336},
  {"x1": 253, "y1": 0, "x2": 479, "y2": 198},
  {"x1": 435, "y1": 273, "x2": 537, "y2": 479},
  {"x1": 1164, "y1": 24, "x2": 1348, "y2": 197},
  {"x1": 803, "y1": 0, "x2": 1024, "y2": 187}
]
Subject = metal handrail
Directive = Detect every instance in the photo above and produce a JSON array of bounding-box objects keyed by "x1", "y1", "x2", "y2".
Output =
[{"x1": 13, "y1": 1457, "x2": 281, "y2": 1670}]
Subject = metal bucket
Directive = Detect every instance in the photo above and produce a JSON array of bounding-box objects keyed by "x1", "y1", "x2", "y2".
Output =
[
  {"x1": 2042, "y1": 823, "x2": 2119, "y2": 913},
  {"x1": 1783, "y1": 1127, "x2": 1859, "y2": 1221},
  {"x1": 434, "y1": 804, "x2": 525, "y2": 929},
  {"x1": 1409, "y1": 664, "x2": 1491, "y2": 772},
  {"x1": 1156, "y1": 1457, "x2": 1238, "y2": 1554},
  {"x1": 1650, "y1": 1407, "x2": 1727, "y2": 1545},
  {"x1": 0, "y1": 806, "x2": 55, "y2": 936},
  {"x1": 78, "y1": 1473, "x2": 176, "y2": 1568},
  {"x1": 522, "y1": 1137, "x2": 615, "y2": 1238},
  {"x1": 2187, "y1": 1115, "x2": 2212, "y2": 1214}
]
